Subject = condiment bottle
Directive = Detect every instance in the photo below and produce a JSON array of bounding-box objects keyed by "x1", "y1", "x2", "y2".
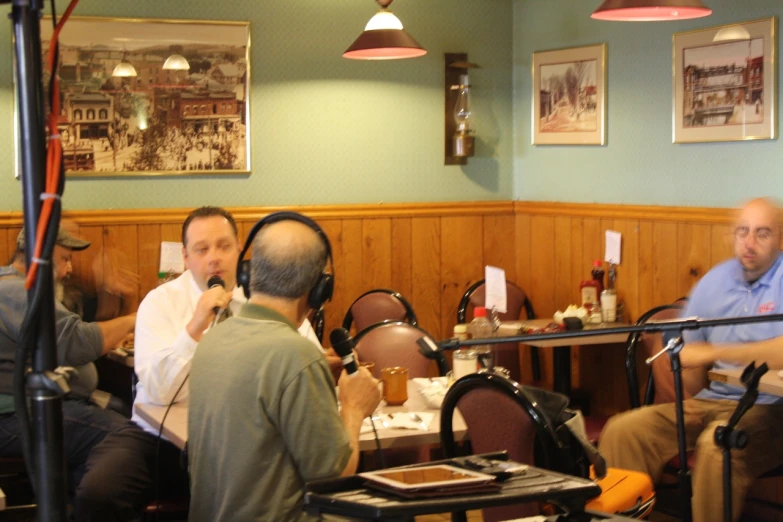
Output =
[
  {"x1": 591, "y1": 260, "x2": 605, "y2": 293},
  {"x1": 468, "y1": 307, "x2": 494, "y2": 370}
]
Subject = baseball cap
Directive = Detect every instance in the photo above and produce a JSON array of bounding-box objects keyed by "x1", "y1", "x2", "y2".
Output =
[{"x1": 16, "y1": 226, "x2": 91, "y2": 252}]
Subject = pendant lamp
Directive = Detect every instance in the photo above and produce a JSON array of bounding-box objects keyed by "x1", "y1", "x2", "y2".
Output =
[
  {"x1": 112, "y1": 59, "x2": 137, "y2": 77},
  {"x1": 343, "y1": 0, "x2": 426, "y2": 60},
  {"x1": 591, "y1": 0, "x2": 711, "y2": 21}
]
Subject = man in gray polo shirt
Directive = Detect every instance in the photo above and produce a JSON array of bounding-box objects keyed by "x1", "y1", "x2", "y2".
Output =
[{"x1": 188, "y1": 215, "x2": 381, "y2": 521}]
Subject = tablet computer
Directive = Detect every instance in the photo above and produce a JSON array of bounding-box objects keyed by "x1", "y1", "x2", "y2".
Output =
[{"x1": 359, "y1": 464, "x2": 495, "y2": 492}]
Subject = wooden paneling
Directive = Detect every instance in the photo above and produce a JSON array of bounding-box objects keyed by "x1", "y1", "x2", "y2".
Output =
[{"x1": 0, "y1": 200, "x2": 742, "y2": 412}]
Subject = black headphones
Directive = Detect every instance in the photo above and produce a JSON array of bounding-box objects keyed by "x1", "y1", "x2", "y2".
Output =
[{"x1": 236, "y1": 211, "x2": 334, "y2": 310}]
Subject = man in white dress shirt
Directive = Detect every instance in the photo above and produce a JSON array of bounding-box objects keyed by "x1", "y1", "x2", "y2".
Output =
[{"x1": 73, "y1": 207, "x2": 327, "y2": 521}]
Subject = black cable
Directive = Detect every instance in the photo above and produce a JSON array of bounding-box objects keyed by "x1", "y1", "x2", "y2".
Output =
[
  {"x1": 153, "y1": 372, "x2": 189, "y2": 521},
  {"x1": 368, "y1": 417, "x2": 386, "y2": 469},
  {"x1": 13, "y1": 201, "x2": 62, "y2": 492}
]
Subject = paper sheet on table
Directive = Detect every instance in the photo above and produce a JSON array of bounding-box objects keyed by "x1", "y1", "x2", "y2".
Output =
[
  {"x1": 159, "y1": 241, "x2": 185, "y2": 274},
  {"x1": 484, "y1": 265, "x2": 507, "y2": 314},
  {"x1": 362, "y1": 412, "x2": 435, "y2": 432},
  {"x1": 604, "y1": 230, "x2": 622, "y2": 265}
]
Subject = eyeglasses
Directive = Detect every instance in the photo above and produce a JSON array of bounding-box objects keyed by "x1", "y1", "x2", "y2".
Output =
[{"x1": 734, "y1": 226, "x2": 774, "y2": 244}]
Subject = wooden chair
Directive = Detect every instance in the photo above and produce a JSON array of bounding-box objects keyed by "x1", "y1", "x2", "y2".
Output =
[{"x1": 457, "y1": 279, "x2": 539, "y2": 383}]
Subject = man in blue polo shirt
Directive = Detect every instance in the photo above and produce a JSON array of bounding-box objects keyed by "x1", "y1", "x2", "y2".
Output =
[{"x1": 600, "y1": 197, "x2": 783, "y2": 522}]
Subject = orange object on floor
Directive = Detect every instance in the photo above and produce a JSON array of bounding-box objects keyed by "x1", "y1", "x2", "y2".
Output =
[{"x1": 585, "y1": 466, "x2": 656, "y2": 519}]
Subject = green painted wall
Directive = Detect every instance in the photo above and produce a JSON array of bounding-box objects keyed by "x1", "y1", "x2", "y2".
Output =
[
  {"x1": 514, "y1": 0, "x2": 783, "y2": 208},
  {"x1": 1, "y1": 0, "x2": 513, "y2": 211}
]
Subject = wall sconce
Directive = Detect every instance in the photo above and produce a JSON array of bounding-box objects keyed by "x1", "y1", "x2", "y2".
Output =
[{"x1": 445, "y1": 53, "x2": 479, "y2": 165}]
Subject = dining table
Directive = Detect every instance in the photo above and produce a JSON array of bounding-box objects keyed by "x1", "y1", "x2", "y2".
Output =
[
  {"x1": 496, "y1": 318, "x2": 630, "y2": 397},
  {"x1": 134, "y1": 379, "x2": 468, "y2": 452}
]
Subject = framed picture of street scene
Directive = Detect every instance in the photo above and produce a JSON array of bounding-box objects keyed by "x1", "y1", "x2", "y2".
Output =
[
  {"x1": 532, "y1": 43, "x2": 606, "y2": 145},
  {"x1": 34, "y1": 16, "x2": 251, "y2": 177},
  {"x1": 673, "y1": 17, "x2": 777, "y2": 144}
]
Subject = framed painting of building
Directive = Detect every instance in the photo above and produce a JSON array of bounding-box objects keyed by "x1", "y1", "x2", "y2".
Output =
[
  {"x1": 673, "y1": 17, "x2": 777, "y2": 143},
  {"x1": 532, "y1": 43, "x2": 606, "y2": 145},
  {"x1": 33, "y1": 16, "x2": 251, "y2": 176}
]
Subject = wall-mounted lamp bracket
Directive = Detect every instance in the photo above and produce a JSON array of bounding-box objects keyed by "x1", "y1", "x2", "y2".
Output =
[{"x1": 445, "y1": 53, "x2": 479, "y2": 165}]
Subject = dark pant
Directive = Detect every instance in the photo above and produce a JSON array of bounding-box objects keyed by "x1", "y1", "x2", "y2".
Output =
[
  {"x1": 73, "y1": 421, "x2": 189, "y2": 522},
  {"x1": 0, "y1": 398, "x2": 129, "y2": 494}
]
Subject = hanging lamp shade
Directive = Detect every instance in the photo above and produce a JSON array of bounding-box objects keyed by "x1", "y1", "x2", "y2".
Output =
[
  {"x1": 112, "y1": 59, "x2": 137, "y2": 77},
  {"x1": 591, "y1": 0, "x2": 711, "y2": 21},
  {"x1": 343, "y1": 0, "x2": 426, "y2": 60},
  {"x1": 162, "y1": 54, "x2": 190, "y2": 71}
]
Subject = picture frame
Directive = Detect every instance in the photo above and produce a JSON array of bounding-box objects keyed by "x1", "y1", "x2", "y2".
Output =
[
  {"x1": 28, "y1": 16, "x2": 251, "y2": 177},
  {"x1": 673, "y1": 17, "x2": 777, "y2": 144},
  {"x1": 532, "y1": 43, "x2": 607, "y2": 146}
]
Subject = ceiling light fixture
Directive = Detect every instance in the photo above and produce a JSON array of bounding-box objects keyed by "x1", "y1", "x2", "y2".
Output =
[
  {"x1": 343, "y1": 0, "x2": 426, "y2": 60},
  {"x1": 590, "y1": 0, "x2": 711, "y2": 21}
]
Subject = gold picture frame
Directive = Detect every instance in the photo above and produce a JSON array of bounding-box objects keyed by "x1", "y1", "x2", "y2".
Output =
[
  {"x1": 532, "y1": 43, "x2": 607, "y2": 146},
  {"x1": 673, "y1": 17, "x2": 777, "y2": 144},
  {"x1": 25, "y1": 16, "x2": 251, "y2": 177}
]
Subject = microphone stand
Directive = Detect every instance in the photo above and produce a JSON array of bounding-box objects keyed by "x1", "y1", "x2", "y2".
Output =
[
  {"x1": 647, "y1": 336, "x2": 692, "y2": 522},
  {"x1": 8, "y1": 0, "x2": 68, "y2": 519},
  {"x1": 713, "y1": 362, "x2": 768, "y2": 522}
]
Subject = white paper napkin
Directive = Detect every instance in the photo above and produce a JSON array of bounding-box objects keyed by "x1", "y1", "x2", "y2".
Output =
[
  {"x1": 361, "y1": 412, "x2": 435, "y2": 432},
  {"x1": 413, "y1": 377, "x2": 449, "y2": 409}
]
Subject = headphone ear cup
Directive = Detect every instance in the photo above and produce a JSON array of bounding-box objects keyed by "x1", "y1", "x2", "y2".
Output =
[
  {"x1": 308, "y1": 273, "x2": 334, "y2": 310},
  {"x1": 238, "y1": 259, "x2": 251, "y2": 298}
]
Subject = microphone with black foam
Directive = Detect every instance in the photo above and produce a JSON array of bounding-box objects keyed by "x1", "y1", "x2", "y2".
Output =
[
  {"x1": 207, "y1": 275, "x2": 226, "y2": 328},
  {"x1": 330, "y1": 327, "x2": 359, "y2": 376}
]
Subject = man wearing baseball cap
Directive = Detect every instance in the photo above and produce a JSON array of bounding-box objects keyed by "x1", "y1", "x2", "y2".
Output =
[{"x1": 0, "y1": 224, "x2": 136, "y2": 494}]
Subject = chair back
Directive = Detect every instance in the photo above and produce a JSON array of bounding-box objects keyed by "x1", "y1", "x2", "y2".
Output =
[
  {"x1": 440, "y1": 372, "x2": 564, "y2": 522},
  {"x1": 457, "y1": 279, "x2": 537, "y2": 382},
  {"x1": 342, "y1": 289, "x2": 418, "y2": 333},
  {"x1": 354, "y1": 321, "x2": 446, "y2": 378},
  {"x1": 625, "y1": 304, "x2": 707, "y2": 408},
  {"x1": 457, "y1": 279, "x2": 534, "y2": 324}
]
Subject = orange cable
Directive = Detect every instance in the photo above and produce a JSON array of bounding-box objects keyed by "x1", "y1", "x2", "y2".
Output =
[{"x1": 25, "y1": 0, "x2": 79, "y2": 289}]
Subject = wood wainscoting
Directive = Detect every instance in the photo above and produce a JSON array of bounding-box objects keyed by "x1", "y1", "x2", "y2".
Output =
[{"x1": 0, "y1": 200, "x2": 737, "y2": 414}]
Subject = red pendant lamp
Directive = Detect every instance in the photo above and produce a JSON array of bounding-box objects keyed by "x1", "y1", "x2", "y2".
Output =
[
  {"x1": 591, "y1": 0, "x2": 711, "y2": 21},
  {"x1": 343, "y1": 0, "x2": 426, "y2": 60}
]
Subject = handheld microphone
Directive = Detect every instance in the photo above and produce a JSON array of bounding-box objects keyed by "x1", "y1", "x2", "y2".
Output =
[
  {"x1": 330, "y1": 327, "x2": 359, "y2": 376},
  {"x1": 207, "y1": 275, "x2": 226, "y2": 327}
]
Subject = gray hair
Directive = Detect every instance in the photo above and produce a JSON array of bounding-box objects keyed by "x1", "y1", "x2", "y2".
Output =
[{"x1": 249, "y1": 225, "x2": 327, "y2": 299}]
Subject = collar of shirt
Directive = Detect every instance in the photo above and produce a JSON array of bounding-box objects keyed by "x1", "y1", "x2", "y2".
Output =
[
  {"x1": 238, "y1": 302, "x2": 299, "y2": 332},
  {"x1": 730, "y1": 253, "x2": 783, "y2": 290}
]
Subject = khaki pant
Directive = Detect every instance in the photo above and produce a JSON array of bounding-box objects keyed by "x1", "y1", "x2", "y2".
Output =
[{"x1": 598, "y1": 398, "x2": 783, "y2": 522}]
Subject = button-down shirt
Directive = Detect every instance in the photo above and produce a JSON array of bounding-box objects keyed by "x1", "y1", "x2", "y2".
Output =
[
  {"x1": 685, "y1": 254, "x2": 783, "y2": 405},
  {"x1": 132, "y1": 270, "x2": 321, "y2": 436}
]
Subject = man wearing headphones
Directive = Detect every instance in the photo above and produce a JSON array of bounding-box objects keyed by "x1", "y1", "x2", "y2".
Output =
[
  {"x1": 188, "y1": 214, "x2": 381, "y2": 521},
  {"x1": 74, "y1": 207, "x2": 333, "y2": 520}
]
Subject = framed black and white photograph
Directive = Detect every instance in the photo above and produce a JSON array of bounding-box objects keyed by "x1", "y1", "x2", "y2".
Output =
[
  {"x1": 31, "y1": 16, "x2": 251, "y2": 177},
  {"x1": 673, "y1": 17, "x2": 777, "y2": 143}
]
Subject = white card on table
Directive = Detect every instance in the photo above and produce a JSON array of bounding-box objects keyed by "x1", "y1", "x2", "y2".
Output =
[
  {"x1": 484, "y1": 265, "x2": 507, "y2": 314},
  {"x1": 604, "y1": 230, "x2": 622, "y2": 265}
]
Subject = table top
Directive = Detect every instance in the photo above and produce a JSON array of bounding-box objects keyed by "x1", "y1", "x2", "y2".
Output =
[
  {"x1": 497, "y1": 319, "x2": 630, "y2": 348},
  {"x1": 304, "y1": 454, "x2": 602, "y2": 520},
  {"x1": 134, "y1": 379, "x2": 468, "y2": 452},
  {"x1": 708, "y1": 368, "x2": 783, "y2": 398}
]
